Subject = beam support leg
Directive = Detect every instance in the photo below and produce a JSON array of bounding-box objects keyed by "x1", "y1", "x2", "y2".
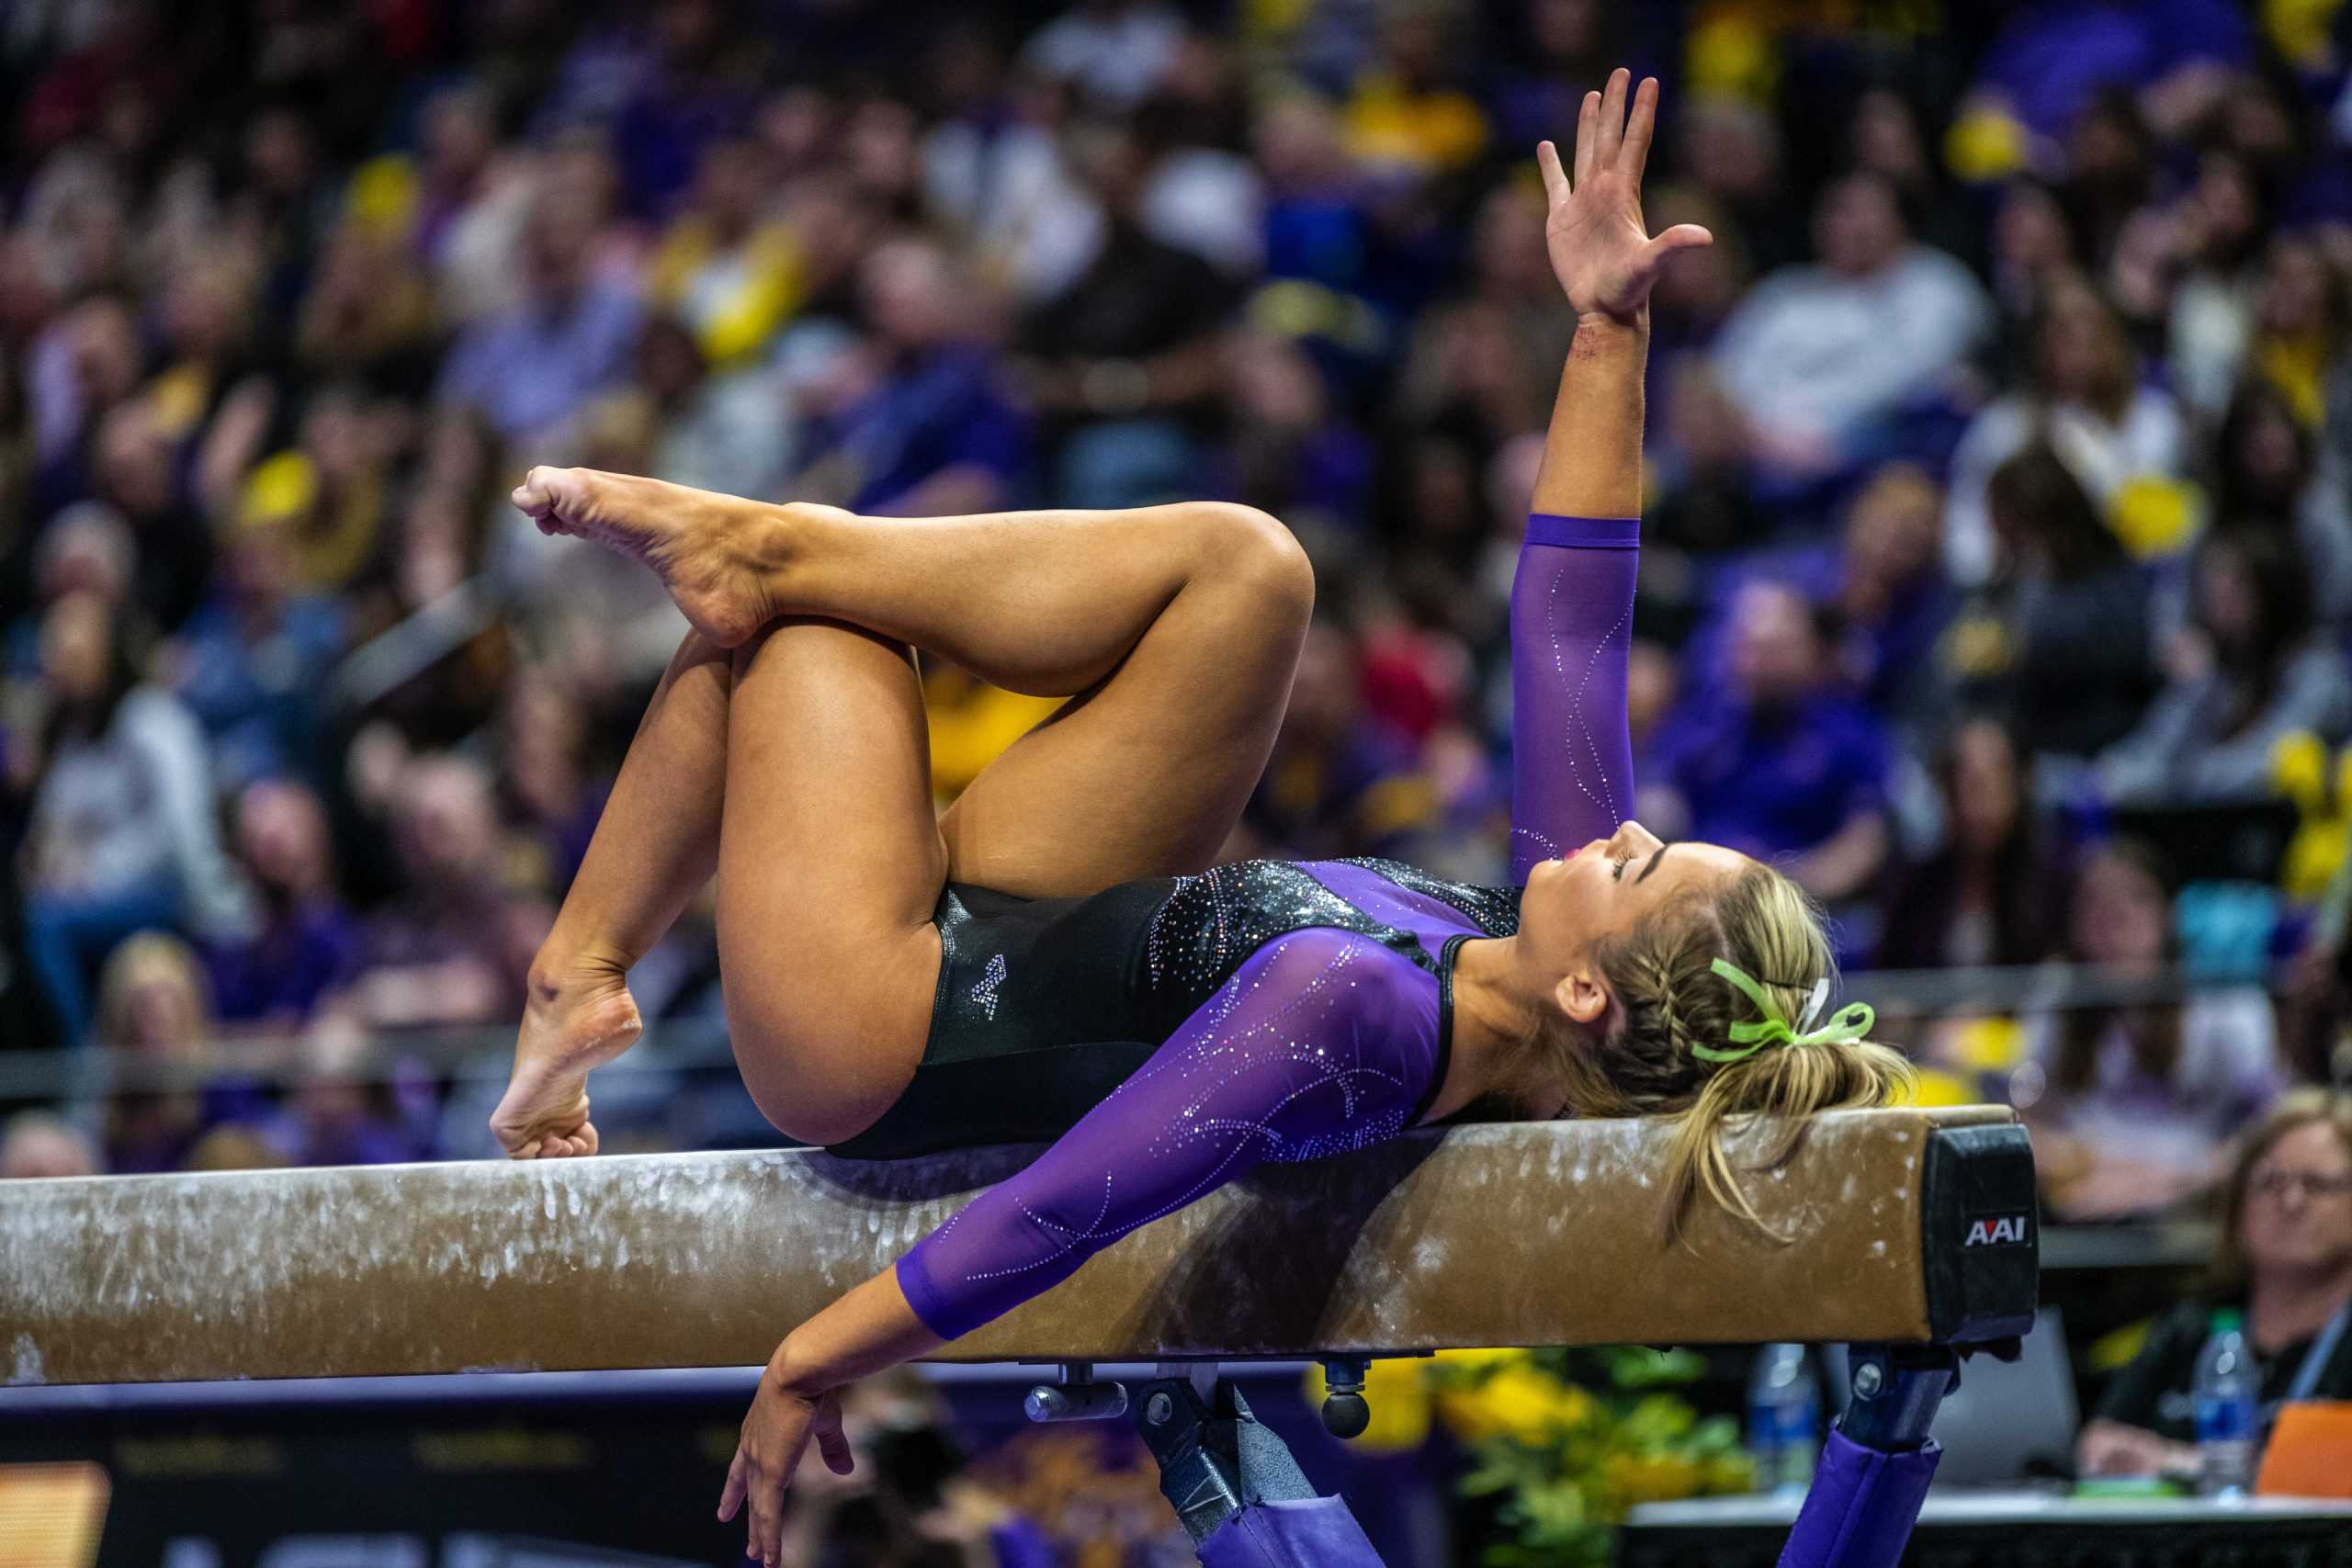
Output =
[{"x1": 1775, "y1": 1343, "x2": 1973, "y2": 1568}]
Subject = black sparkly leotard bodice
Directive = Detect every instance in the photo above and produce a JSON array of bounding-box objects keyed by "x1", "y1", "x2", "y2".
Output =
[{"x1": 824, "y1": 857, "x2": 1521, "y2": 1160}]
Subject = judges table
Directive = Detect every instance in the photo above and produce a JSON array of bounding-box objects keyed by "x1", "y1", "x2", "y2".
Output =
[{"x1": 1623, "y1": 1488, "x2": 2352, "y2": 1567}]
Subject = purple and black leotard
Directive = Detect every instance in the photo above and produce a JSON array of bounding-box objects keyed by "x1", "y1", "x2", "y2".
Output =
[{"x1": 822, "y1": 514, "x2": 1639, "y2": 1342}]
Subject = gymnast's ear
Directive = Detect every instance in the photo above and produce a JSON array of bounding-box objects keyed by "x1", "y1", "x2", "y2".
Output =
[{"x1": 1553, "y1": 964, "x2": 1610, "y2": 1027}]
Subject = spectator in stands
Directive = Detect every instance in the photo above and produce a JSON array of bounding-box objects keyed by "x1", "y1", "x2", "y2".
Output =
[
  {"x1": 795, "y1": 237, "x2": 1028, "y2": 514},
  {"x1": 2169, "y1": 150, "x2": 2273, "y2": 422},
  {"x1": 2058, "y1": 90, "x2": 2161, "y2": 283},
  {"x1": 1877, "y1": 717, "x2": 2058, "y2": 971},
  {"x1": 28, "y1": 293, "x2": 141, "y2": 488},
  {"x1": 266, "y1": 1010, "x2": 435, "y2": 1167},
  {"x1": 87, "y1": 398, "x2": 215, "y2": 633},
  {"x1": 286, "y1": 221, "x2": 447, "y2": 414},
  {"x1": 1340, "y1": 2, "x2": 1489, "y2": 180},
  {"x1": 1396, "y1": 182, "x2": 1566, "y2": 444},
  {"x1": 232, "y1": 389, "x2": 400, "y2": 597},
  {"x1": 1984, "y1": 181, "x2": 2075, "y2": 331},
  {"x1": 1017, "y1": 118, "x2": 1229, "y2": 509},
  {"x1": 204, "y1": 778, "x2": 360, "y2": 1032},
  {"x1": 19, "y1": 591, "x2": 252, "y2": 1045},
  {"x1": 2078, "y1": 1089, "x2": 2352, "y2": 1474},
  {"x1": 1644, "y1": 363, "x2": 1764, "y2": 583},
  {"x1": 0, "y1": 1111, "x2": 99, "y2": 1179},
  {"x1": 633, "y1": 313, "x2": 796, "y2": 502},
  {"x1": 6, "y1": 500, "x2": 140, "y2": 678},
  {"x1": 164, "y1": 508, "x2": 346, "y2": 795},
  {"x1": 2023, "y1": 840, "x2": 2286, "y2": 1221},
  {"x1": 1252, "y1": 91, "x2": 1373, "y2": 297},
  {"x1": 2246, "y1": 233, "x2": 2348, "y2": 431},
  {"x1": 2214, "y1": 378, "x2": 2352, "y2": 629},
  {"x1": 1021, "y1": 0, "x2": 1185, "y2": 111},
  {"x1": 435, "y1": 197, "x2": 642, "y2": 446},
  {"x1": 647, "y1": 136, "x2": 802, "y2": 368},
  {"x1": 1711, "y1": 172, "x2": 1990, "y2": 477},
  {"x1": 603, "y1": 0, "x2": 763, "y2": 217},
  {"x1": 1648, "y1": 581, "x2": 1893, "y2": 907},
  {"x1": 1676, "y1": 94, "x2": 1803, "y2": 276},
  {"x1": 353, "y1": 753, "x2": 526, "y2": 1031},
  {"x1": 2098, "y1": 526, "x2": 2351, "y2": 806},
  {"x1": 1225, "y1": 331, "x2": 1373, "y2": 537},
  {"x1": 411, "y1": 83, "x2": 535, "y2": 325},
  {"x1": 1951, "y1": 444, "x2": 2156, "y2": 762},
  {"x1": 1945, "y1": 276, "x2": 2186, "y2": 589},
  {"x1": 500, "y1": 676, "x2": 607, "y2": 896},
  {"x1": 1240, "y1": 618, "x2": 1433, "y2": 862},
  {"x1": 94, "y1": 931, "x2": 220, "y2": 1173},
  {"x1": 1818, "y1": 462, "x2": 1953, "y2": 727}
]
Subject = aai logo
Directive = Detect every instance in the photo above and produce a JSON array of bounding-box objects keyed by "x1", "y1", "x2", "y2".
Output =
[{"x1": 1963, "y1": 1213, "x2": 2030, "y2": 1247}]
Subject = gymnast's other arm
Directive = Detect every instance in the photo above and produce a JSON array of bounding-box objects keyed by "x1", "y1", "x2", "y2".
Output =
[{"x1": 721, "y1": 926, "x2": 1441, "y2": 1563}]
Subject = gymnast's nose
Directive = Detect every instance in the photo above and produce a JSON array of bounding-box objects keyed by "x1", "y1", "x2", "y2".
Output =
[{"x1": 1613, "y1": 819, "x2": 1663, "y2": 856}]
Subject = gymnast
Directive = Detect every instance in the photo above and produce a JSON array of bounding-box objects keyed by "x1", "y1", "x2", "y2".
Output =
[{"x1": 492, "y1": 73, "x2": 1909, "y2": 1563}]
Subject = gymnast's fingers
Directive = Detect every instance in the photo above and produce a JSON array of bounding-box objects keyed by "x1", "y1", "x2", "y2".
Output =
[
  {"x1": 754, "y1": 1470, "x2": 786, "y2": 1568},
  {"x1": 1622, "y1": 75, "x2": 1659, "y2": 186},
  {"x1": 1536, "y1": 139, "x2": 1568, "y2": 206},
  {"x1": 813, "y1": 1394, "x2": 854, "y2": 1474},
  {"x1": 1595, "y1": 67, "x2": 1629, "y2": 165},
  {"x1": 1640, "y1": 224, "x2": 1714, "y2": 278},
  {"x1": 511, "y1": 467, "x2": 554, "y2": 521},
  {"x1": 1573, "y1": 89, "x2": 1600, "y2": 187},
  {"x1": 718, "y1": 1447, "x2": 748, "y2": 1521}
]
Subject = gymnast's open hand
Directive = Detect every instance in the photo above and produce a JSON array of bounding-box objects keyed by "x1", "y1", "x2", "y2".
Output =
[
  {"x1": 1538, "y1": 68, "x2": 1712, "y2": 324},
  {"x1": 719, "y1": 1356, "x2": 854, "y2": 1566}
]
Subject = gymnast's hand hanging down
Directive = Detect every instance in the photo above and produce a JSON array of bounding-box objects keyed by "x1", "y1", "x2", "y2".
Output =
[{"x1": 489, "y1": 72, "x2": 1910, "y2": 1566}]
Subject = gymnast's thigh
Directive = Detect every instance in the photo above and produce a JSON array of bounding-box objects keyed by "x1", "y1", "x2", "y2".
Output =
[
  {"x1": 717, "y1": 615, "x2": 949, "y2": 1145},
  {"x1": 938, "y1": 523, "x2": 1313, "y2": 897}
]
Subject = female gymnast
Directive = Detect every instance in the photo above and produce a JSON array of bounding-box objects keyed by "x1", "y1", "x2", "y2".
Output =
[{"x1": 492, "y1": 73, "x2": 1910, "y2": 1563}]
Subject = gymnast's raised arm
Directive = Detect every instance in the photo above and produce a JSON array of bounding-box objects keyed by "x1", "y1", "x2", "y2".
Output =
[{"x1": 1506, "y1": 75, "x2": 1711, "y2": 883}]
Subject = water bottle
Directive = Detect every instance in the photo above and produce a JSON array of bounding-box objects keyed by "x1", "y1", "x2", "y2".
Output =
[
  {"x1": 1747, "y1": 1342, "x2": 1820, "y2": 1495},
  {"x1": 2192, "y1": 1308, "x2": 2260, "y2": 1499}
]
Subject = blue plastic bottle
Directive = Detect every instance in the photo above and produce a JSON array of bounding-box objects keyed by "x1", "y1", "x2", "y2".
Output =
[
  {"x1": 2192, "y1": 1308, "x2": 2260, "y2": 1499},
  {"x1": 1748, "y1": 1342, "x2": 1821, "y2": 1496}
]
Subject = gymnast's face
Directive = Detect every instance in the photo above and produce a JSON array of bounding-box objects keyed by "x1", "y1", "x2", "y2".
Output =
[{"x1": 1519, "y1": 820, "x2": 1749, "y2": 1025}]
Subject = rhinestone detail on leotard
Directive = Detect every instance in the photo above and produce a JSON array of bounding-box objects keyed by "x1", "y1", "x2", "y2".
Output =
[{"x1": 1139, "y1": 859, "x2": 1411, "y2": 1017}]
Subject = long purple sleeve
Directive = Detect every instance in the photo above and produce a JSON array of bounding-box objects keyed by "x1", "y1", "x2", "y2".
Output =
[
  {"x1": 1510, "y1": 513, "x2": 1640, "y2": 885},
  {"x1": 895, "y1": 929, "x2": 1443, "y2": 1342}
]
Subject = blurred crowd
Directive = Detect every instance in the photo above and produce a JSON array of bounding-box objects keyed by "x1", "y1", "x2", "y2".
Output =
[{"x1": 1, "y1": 0, "x2": 2351, "y2": 1231}]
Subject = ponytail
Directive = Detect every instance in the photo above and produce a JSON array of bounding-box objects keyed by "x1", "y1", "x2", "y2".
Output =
[
  {"x1": 1661, "y1": 1026, "x2": 1915, "y2": 1240},
  {"x1": 1516, "y1": 862, "x2": 1915, "y2": 1241}
]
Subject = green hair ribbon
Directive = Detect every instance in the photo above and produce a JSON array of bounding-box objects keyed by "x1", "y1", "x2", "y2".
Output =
[{"x1": 1695, "y1": 959, "x2": 1876, "y2": 1064}]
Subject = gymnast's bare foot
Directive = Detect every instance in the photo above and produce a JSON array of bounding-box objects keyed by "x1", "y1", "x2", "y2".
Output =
[
  {"x1": 513, "y1": 467, "x2": 792, "y2": 648},
  {"x1": 492, "y1": 953, "x2": 644, "y2": 1159}
]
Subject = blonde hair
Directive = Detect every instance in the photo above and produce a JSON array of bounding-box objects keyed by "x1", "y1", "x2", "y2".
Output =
[
  {"x1": 1518, "y1": 863, "x2": 1913, "y2": 1238},
  {"x1": 94, "y1": 931, "x2": 214, "y2": 1056}
]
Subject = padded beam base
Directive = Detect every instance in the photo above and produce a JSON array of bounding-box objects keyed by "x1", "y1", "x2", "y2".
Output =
[{"x1": 0, "y1": 1107, "x2": 2031, "y2": 1386}]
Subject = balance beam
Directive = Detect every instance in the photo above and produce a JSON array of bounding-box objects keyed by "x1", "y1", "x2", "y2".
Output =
[{"x1": 1, "y1": 1107, "x2": 2034, "y2": 1387}]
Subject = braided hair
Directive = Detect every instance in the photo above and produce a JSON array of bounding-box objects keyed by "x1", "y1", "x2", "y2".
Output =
[{"x1": 1515, "y1": 862, "x2": 1914, "y2": 1238}]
